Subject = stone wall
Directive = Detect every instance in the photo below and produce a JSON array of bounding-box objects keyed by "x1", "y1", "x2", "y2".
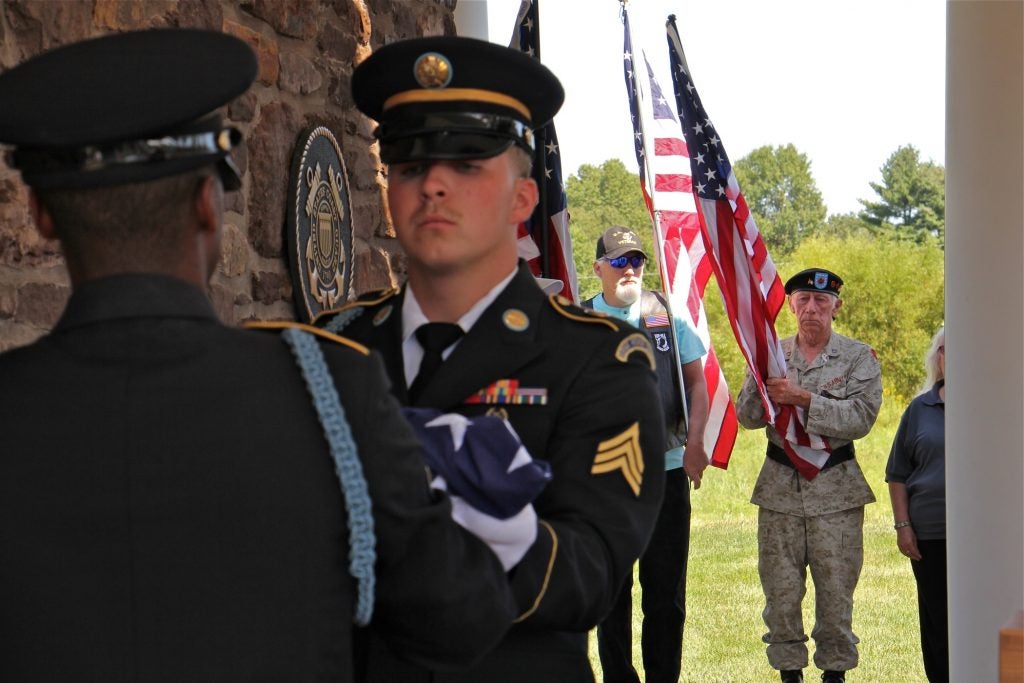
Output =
[{"x1": 0, "y1": 0, "x2": 457, "y2": 351}]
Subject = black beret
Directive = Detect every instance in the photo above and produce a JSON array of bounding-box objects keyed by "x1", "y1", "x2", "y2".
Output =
[
  {"x1": 0, "y1": 29, "x2": 257, "y2": 190},
  {"x1": 351, "y1": 36, "x2": 564, "y2": 164},
  {"x1": 784, "y1": 268, "x2": 844, "y2": 296}
]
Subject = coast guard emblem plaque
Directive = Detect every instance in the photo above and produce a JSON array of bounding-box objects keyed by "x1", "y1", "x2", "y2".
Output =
[{"x1": 286, "y1": 125, "x2": 355, "y2": 322}]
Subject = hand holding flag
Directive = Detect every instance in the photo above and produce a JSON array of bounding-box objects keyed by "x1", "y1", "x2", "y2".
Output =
[{"x1": 664, "y1": 15, "x2": 831, "y2": 479}]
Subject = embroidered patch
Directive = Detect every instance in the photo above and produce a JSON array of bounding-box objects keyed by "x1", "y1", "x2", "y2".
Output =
[
  {"x1": 644, "y1": 314, "x2": 670, "y2": 327},
  {"x1": 820, "y1": 375, "x2": 847, "y2": 391},
  {"x1": 465, "y1": 379, "x2": 548, "y2": 405},
  {"x1": 614, "y1": 333, "x2": 655, "y2": 370},
  {"x1": 591, "y1": 422, "x2": 644, "y2": 497},
  {"x1": 654, "y1": 332, "x2": 670, "y2": 352}
]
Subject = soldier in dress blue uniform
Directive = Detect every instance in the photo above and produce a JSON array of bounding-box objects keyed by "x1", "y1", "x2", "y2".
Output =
[
  {"x1": 0, "y1": 29, "x2": 527, "y2": 682},
  {"x1": 315, "y1": 36, "x2": 666, "y2": 683}
]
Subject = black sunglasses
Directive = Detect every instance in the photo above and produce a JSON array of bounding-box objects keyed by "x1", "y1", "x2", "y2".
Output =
[{"x1": 604, "y1": 255, "x2": 646, "y2": 269}]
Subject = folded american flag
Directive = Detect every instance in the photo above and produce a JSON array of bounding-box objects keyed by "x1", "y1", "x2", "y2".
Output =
[{"x1": 402, "y1": 408, "x2": 552, "y2": 519}]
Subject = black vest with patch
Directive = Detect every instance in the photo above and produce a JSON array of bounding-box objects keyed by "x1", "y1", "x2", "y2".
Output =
[{"x1": 582, "y1": 291, "x2": 687, "y2": 447}]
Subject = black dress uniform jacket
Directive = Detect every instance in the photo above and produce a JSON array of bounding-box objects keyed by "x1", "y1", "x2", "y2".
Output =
[
  {"x1": 0, "y1": 274, "x2": 517, "y2": 682},
  {"x1": 330, "y1": 262, "x2": 667, "y2": 683}
]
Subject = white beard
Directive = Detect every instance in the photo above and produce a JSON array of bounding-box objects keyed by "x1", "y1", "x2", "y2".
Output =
[{"x1": 615, "y1": 281, "x2": 641, "y2": 305}]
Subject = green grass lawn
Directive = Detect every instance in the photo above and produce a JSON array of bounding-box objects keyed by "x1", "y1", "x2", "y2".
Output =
[{"x1": 587, "y1": 404, "x2": 928, "y2": 682}]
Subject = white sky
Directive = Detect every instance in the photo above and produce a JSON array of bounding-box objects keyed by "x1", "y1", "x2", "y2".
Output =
[{"x1": 468, "y1": 0, "x2": 946, "y2": 217}]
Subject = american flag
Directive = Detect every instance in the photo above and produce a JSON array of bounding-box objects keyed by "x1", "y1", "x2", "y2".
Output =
[
  {"x1": 621, "y1": 6, "x2": 737, "y2": 469},
  {"x1": 665, "y1": 15, "x2": 830, "y2": 479},
  {"x1": 511, "y1": 0, "x2": 578, "y2": 303}
]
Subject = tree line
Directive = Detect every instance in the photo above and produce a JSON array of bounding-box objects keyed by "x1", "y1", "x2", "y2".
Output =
[{"x1": 565, "y1": 144, "x2": 945, "y2": 406}]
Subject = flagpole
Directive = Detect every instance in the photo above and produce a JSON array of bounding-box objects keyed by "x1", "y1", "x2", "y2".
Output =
[
  {"x1": 530, "y1": 0, "x2": 551, "y2": 279},
  {"x1": 621, "y1": 0, "x2": 691, "y2": 440}
]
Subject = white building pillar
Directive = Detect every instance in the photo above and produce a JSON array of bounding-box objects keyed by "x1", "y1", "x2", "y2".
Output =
[{"x1": 946, "y1": 1, "x2": 1024, "y2": 680}]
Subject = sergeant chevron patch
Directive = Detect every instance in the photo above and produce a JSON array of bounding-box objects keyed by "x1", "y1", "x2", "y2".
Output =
[{"x1": 591, "y1": 422, "x2": 644, "y2": 497}]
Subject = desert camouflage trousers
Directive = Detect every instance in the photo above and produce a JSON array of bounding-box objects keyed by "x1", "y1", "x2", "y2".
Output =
[{"x1": 757, "y1": 506, "x2": 864, "y2": 672}]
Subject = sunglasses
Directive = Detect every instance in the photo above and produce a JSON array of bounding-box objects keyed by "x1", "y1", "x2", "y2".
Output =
[{"x1": 604, "y1": 255, "x2": 646, "y2": 269}]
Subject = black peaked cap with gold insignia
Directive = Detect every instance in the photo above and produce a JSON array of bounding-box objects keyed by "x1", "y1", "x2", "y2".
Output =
[
  {"x1": 351, "y1": 35, "x2": 564, "y2": 164},
  {"x1": 784, "y1": 268, "x2": 844, "y2": 296},
  {"x1": 0, "y1": 29, "x2": 257, "y2": 191}
]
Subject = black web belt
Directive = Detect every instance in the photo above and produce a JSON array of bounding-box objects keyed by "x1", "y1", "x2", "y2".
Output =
[{"x1": 767, "y1": 441, "x2": 855, "y2": 472}]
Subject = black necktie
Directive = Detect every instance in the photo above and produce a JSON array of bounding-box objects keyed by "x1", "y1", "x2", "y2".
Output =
[{"x1": 409, "y1": 322, "x2": 464, "y2": 403}]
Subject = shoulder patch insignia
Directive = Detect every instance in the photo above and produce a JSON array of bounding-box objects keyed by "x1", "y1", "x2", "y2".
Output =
[
  {"x1": 615, "y1": 333, "x2": 655, "y2": 371},
  {"x1": 591, "y1": 422, "x2": 644, "y2": 497},
  {"x1": 243, "y1": 321, "x2": 370, "y2": 356},
  {"x1": 548, "y1": 294, "x2": 618, "y2": 331}
]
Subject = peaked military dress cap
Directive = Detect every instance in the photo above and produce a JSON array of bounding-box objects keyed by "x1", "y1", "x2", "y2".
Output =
[
  {"x1": 596, "y1": 225, "x2": 648, "y2": 260},
  {"x1": 351, "y1": 35, "x2": 564, "y2": 164},
  {"x1": 0, "y1": 29, "x2": 257, "y2": 191},
  {"x1": 785, "y1": 268, "x2": 844, "y2": 296}
]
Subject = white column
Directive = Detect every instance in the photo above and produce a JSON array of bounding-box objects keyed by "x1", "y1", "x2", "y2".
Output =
[{"x1": 946, "y1": 1, "x2": 1024, "y2": 680}]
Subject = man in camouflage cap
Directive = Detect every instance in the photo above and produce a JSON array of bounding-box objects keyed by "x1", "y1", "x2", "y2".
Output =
[{"x1": 736, "y1": 268, "x2": 882, "y2": 683}]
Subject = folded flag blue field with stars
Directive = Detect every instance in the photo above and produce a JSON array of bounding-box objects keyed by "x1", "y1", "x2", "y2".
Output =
[
  {"x1": 402, "y1": 408, "x2": 552, "y2": 519},
  {"x1": 664, "y1": 15, "x2": 830, "y2": 479}
]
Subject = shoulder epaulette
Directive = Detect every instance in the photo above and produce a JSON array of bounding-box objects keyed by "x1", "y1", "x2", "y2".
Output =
[
  {"x1": 547, "y1": 294, "x2": 620, "y2": 331},
  {"x1": 243, "y1": 321, "x2": 370, "y2": 356},
  {"x1": 310, "y1": 287, "x2": 400, "y2": 327}
]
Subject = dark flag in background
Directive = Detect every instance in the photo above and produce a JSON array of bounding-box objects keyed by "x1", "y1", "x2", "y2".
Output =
[{"x1": 511, "y1": 0, "x2": 578, "y2": 302}]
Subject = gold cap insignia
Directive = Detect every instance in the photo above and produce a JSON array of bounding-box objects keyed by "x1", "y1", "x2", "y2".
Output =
[
  {"x1": 591, "y1": 422, "x2": 644, "y2": 497},
  {"x1": 373, "y1": 304, "x2": 393, "y2": 327},
  {"x1": 502, "y1": 308, "x2": 529, "y2": 332},
  {"x1": 414, "y1": 52, "x2": 452, "y2": 89}
]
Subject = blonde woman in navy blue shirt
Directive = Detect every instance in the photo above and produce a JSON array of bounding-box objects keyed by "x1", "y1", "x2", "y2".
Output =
[{"x1": 886, "y1": 326, "x2": 947, "y2": 683}]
